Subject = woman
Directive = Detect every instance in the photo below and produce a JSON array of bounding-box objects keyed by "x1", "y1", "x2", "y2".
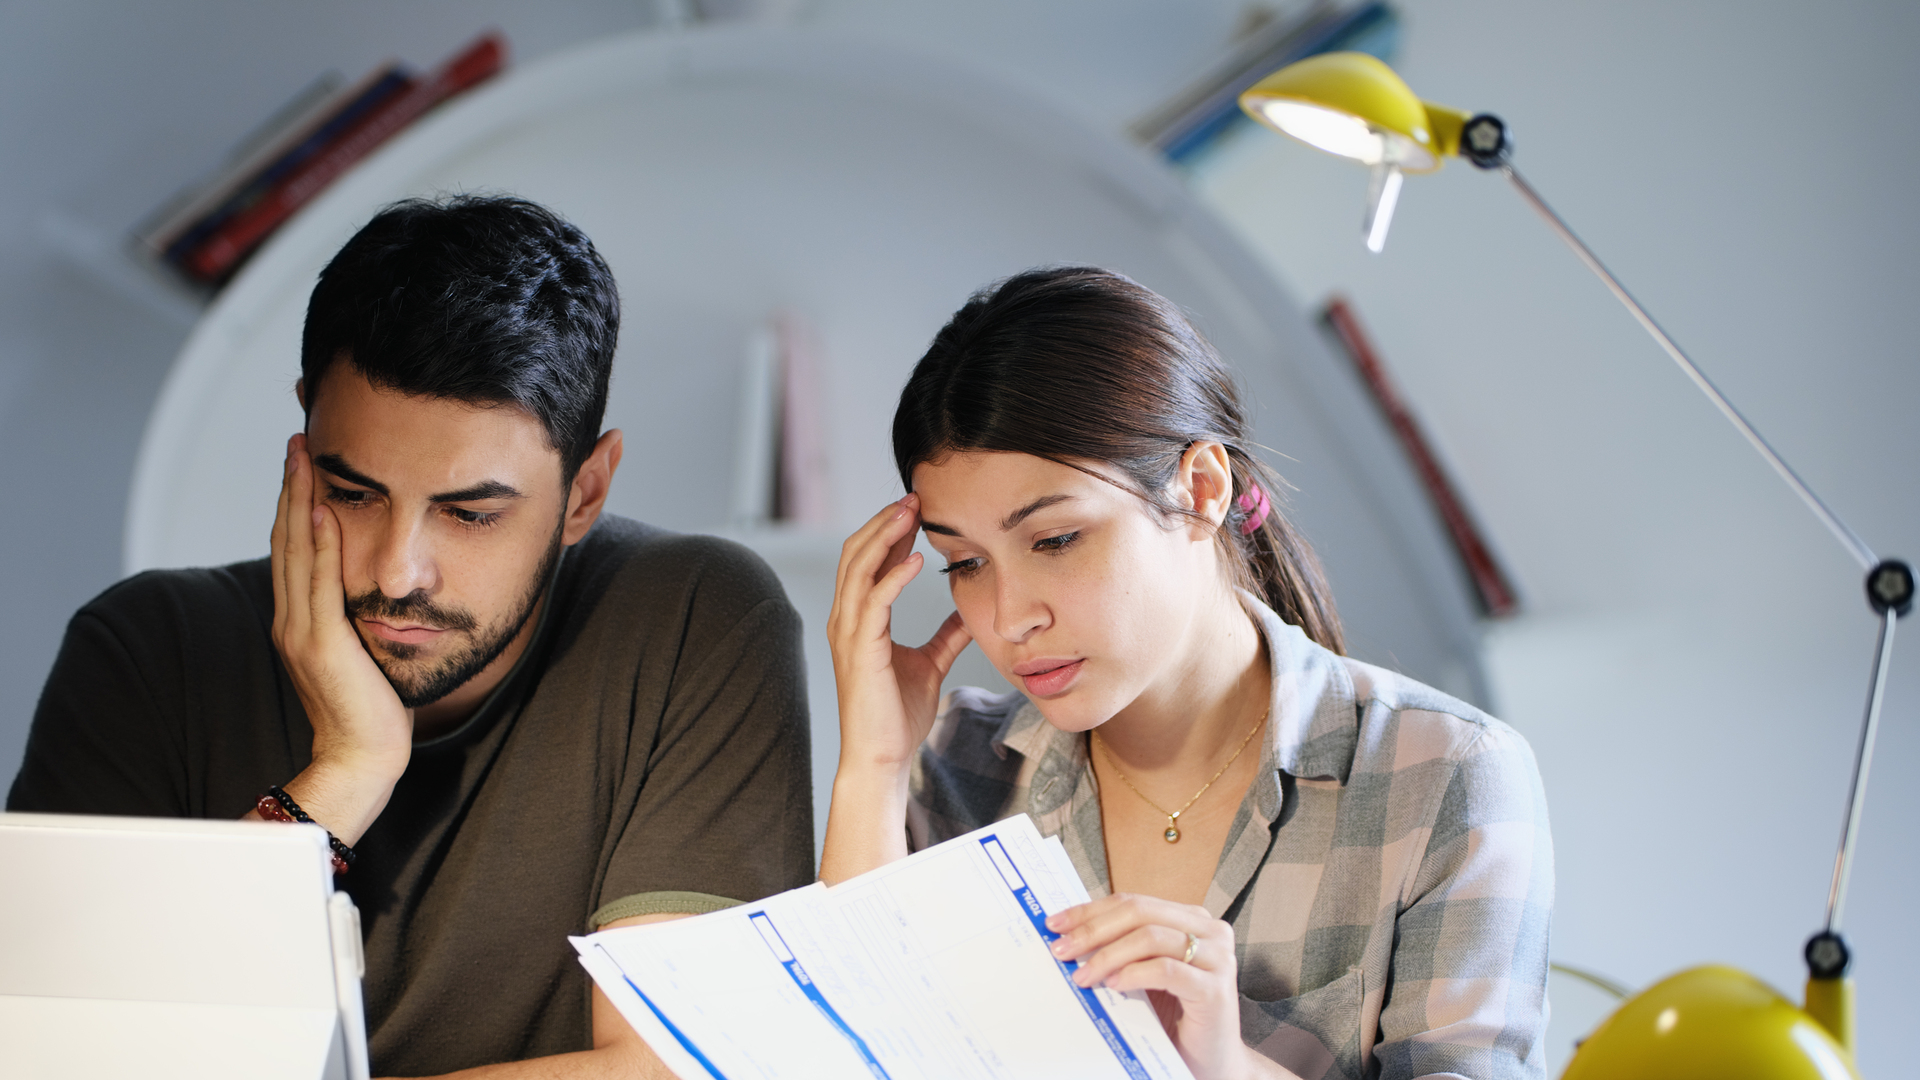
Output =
[{"x1": 823, "y1": 267, "x2": 1551, "y2": 1080}]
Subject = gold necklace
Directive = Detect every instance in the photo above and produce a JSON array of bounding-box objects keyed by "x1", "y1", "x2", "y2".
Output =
[{"x1": 1092, "y1": 706, "x2": 1268, "y2": 843}]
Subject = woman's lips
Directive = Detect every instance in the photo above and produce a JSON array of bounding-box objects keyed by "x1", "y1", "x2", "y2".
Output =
[
  {"x1": 362, "y1": 620, "x2": 449, "y2": 646},
  {"x1": 1016, "y1": 658, "x2": 1085, "y2": 698}
]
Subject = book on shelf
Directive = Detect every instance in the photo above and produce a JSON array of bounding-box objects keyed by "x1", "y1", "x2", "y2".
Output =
[
  {"x1": 140, "y1": 31, "x2": 507, "y2": 289},
  {"x1": 155, "y1": 65, "x2": 416, "y2": 269},
  {"x1": 133, "y1": 70, "x2": 347, "y2": 257}
]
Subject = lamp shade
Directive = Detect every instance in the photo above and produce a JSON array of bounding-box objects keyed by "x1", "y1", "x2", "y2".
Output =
[
  {"x1": 1560, "y1": 966, "x2": 1858, "y2": 1080},
  {"x1": 1238, "y1": 51, "x2": 1465, "y2": 172}
]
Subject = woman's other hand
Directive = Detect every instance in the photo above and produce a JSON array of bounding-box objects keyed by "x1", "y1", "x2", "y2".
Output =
[
  {"x1": 1048, "y1": 893, "x2": 1295, "y2": 1080},
  {"x1": 819, "y1": 495, "x2": 972, "y2": 884}
]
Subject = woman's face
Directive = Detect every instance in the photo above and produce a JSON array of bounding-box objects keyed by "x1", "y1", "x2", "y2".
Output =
[{"x1": 912, "y1": 450, "x2": 1226, "y2": 732}]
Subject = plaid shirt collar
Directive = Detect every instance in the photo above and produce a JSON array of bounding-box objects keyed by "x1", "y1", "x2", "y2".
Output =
[{"x1": 984, "y1": 593, "x2": 1361, "y2": 913}]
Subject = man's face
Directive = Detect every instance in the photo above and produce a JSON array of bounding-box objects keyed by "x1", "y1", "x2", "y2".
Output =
[{"x1": 304, "y1": 367, "x2": 569, "y2": 709}]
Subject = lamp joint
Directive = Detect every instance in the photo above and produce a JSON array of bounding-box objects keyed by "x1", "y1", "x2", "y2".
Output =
[
  {"x1": 1805, "y1": 930, "x2": 1851, "y2": 979},
  {"x1": 1867, "y1": 559, "x2": 1913, "y2": 617},
  {"x1": 1462, "y1": 113, "x2": 1510, "y2": 169}
]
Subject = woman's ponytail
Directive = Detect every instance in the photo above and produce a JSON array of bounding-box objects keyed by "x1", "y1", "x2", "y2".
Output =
[{"x1": 1224, "y1": 451, "x2": 1345, "y2": 655}]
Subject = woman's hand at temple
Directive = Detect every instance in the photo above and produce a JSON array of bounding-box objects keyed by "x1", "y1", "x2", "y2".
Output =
[
  {"x1": 1048, "y1": 894, "x2": 1300, "y2": 1080},
  {"x1": 819, "y1": 495, "x2": 972, "y2": 884}
]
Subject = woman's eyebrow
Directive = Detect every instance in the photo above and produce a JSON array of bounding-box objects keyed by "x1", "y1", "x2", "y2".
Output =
[
  {"x1": 999, "y1": 493, "x2": 1073, "y2": 531},
  {"x1": 919, "y1": 493, "x2": 1076, "y2": 538}
]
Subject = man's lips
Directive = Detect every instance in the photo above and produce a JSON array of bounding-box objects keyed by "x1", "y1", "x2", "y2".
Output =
[
  {"x1": 1013, "y1": 657, "x2": 1084, "y2": 698},
  {"x1": 360, "y1": 619, "x2": 450, "y2": 645}
]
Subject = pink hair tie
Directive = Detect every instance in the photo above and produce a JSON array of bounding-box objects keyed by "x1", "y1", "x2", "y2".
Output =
[{"x1": 1237, "y1": 486, "x2": 1271, "y2": 535}]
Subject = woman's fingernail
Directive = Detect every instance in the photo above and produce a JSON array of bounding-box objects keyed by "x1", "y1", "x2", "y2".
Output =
[
  {"x1": 1072, "y1": 968, "x2": 1091, "y2": 986},
  {"x1": 1050, "y1": 940, "x2": 1068, "y2": 957}
]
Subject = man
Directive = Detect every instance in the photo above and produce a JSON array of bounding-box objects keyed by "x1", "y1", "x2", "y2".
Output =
[{"x1": 9, "y1": 196, "x2": 815, "y2": 1077}]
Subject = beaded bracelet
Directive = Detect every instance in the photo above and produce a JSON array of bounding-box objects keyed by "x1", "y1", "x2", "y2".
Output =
[{"x1": 256, "y1": 785, "x2": 356, "y2": 875}]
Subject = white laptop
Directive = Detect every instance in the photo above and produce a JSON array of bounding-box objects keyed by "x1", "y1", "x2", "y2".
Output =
[{"x1": 0, "y1": 812, "x2": 370, "y2": 1080}]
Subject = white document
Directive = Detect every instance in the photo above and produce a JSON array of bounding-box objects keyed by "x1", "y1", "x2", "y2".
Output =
[{"x1": 572, "y1": 815, "x2": 1194, "y2": 1080}]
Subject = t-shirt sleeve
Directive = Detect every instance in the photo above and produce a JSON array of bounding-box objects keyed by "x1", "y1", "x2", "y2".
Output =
[
  {"x1": 8, "y1": 604, "x2": 189, "y2": 816},
  {"x1": 1370, "y1": 723, "x2": 1555, "y2": 1080},
  {"x1": 589, "y1": 560, "x2": 814, "y2": 928}
]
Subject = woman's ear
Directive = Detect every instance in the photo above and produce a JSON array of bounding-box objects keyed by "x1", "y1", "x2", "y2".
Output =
[{"x1": 1176, "y1": 441, "x2": 1235, "y2": 532}]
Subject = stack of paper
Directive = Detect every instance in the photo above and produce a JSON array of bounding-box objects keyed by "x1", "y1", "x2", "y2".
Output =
[{"x1": 572, "y1": 815, "x2": 1195, "y2": 1080}]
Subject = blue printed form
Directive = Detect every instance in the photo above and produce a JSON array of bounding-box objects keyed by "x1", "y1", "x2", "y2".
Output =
[{"x1": 572, "y1": 815, "x2": 1193, "y2": 1080}]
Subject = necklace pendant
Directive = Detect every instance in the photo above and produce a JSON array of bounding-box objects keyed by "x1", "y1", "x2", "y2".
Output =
[{"x1": 1164, "y1": 824, "x2": 1181, "y2": 843}]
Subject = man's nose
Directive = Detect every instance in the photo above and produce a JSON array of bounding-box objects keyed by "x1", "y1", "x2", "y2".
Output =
[{"x1": 368, "y1": 515, "x2": 438, "y2": 600}]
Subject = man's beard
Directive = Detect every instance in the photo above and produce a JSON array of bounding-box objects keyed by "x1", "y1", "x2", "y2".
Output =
[{"x1": 346, "y1": 521, "x2": 564, "y2": 709}]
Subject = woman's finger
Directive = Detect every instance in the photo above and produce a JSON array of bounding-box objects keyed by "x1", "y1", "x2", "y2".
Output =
[
  {"x1": 1048, "y1": 893, "x2": 1215, "y2": 961},
  {"x1": 1098, "y1": 956, "x2": 1215, "y2": 1001},
  {"x1": 832, "y1": 498, "x2": 920, "y2": 630},
  {"x1": 1069, "y1": 924, "x2": 1198, "y2": 988},
  {"x1": 917, "y1": 611, "x2": 973, "y2": 678},
  {"x1": 833, "y1": 496, "x2": 916, "y2": 598}
]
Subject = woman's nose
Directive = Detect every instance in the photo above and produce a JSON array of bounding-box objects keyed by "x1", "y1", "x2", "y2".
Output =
[{"x1": 991, "y1": 570, "x2": 1050, "y2": 643}]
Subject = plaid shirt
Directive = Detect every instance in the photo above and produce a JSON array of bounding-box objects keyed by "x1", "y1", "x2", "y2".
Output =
[{"x1": 908, "y1": 595, "x2": 1552, "y2": 1080}]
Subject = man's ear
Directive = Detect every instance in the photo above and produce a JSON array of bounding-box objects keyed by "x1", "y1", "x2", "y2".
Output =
[
  {"x1": 295, "y1": 378, "x2": 307, "y2": 411},
  {"x1": 562, "y1": 429, "x2": 624, "y2": 545},
  {"x1": 1176, "y1": 441, "x2": 1235, "y2": 534}
]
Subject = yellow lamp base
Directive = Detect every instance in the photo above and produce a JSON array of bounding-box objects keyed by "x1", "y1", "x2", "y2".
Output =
[{"x1": 1561, "y1": 966, "x2": 1858, "y2": 1080}]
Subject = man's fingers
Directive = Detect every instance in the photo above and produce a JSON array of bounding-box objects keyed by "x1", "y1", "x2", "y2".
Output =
[
  {"x1": 283, "y1": 441, "x2": 317, "y2": 630},
  {"x1": 918, "y1": 611, "x2": 973, "y2": 677},
  {"x1": 270, "y1": 440, "x2": 295, "y2": 633},
  {"x1": 310, "y1": 504, "x2": 348, "y2": 624}
]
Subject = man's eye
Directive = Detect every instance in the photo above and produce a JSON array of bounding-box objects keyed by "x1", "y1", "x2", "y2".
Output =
[
  {"x1": 324, "y1": 487, "x2": 372, "y2": 507},
  {"x1": 447, "y1": 507, "x2": 503, "y2": 528},
  {"x1": 940, "y1": 558, "x2": 983, "y2": 578},
  {"x1": 1033, "y1": 531, "x2": 1080, "y2": 554}
]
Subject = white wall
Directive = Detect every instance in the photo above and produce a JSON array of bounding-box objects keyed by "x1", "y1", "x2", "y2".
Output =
[
  {"x1": 5, "y1": 0, "x2": 1913, "y2": 1073},
  {"x1": 1188, "y1": 1, "x2": 1919, "y2": 1073}
]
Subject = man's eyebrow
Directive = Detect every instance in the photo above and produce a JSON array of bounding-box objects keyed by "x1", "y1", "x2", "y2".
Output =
[
  {"x1": 918, "y1": 493, "x2": 1075, "y2": 539},
  {"x1": 313, "y1": 454, "x2": 523, "y2": 503},
  {"x1": 314, "y1": 454, "x2": 388, "y2": 496},
  {"x1": 431, "y1": 480, "x2": 525, "y2": 503}
]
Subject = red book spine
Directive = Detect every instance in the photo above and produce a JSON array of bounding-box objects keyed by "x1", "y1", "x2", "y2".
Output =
[
  {"x1": 183, "y1": 33, "x2": 506, "y2": 282},
  {"x1": 1321, "y1": 297, "x2": 1520, "y2": 618}
]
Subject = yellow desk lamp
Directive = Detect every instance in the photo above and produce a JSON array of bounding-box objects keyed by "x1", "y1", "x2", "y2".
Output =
[{"x1": 1238, "y1": 52, "x2": 1912, "y2": 1079}]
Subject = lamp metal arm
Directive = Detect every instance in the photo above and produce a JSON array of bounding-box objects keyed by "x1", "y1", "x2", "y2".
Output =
[
  {"x1": 1825, "y1": 607, "x2": 1897, "y2": 932},
  {"x1": 1497, "y1": 162, "x2": 1878, "y2": 572},
  {"x1": 1480, "y1": 143, "x2": 1915, "y2": 960}
]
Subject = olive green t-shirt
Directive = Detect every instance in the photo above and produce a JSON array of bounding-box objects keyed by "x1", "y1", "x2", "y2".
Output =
[{"x1": 8, "y1": 515, "x2": 815, "y2": 1075}]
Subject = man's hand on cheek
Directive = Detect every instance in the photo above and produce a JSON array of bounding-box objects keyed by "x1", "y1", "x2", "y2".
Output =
[{"x1": 265, "y1": 433, "x2": 414, "y2": 846}]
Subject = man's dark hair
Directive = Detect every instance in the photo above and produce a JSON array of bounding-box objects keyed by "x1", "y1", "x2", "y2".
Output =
[{"x1": 300, "y1": 194, "x2": 621, "y2": 484}]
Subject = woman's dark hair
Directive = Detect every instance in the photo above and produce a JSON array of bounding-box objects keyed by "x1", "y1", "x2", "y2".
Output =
[
  {"x1": 893, "y1": 266, "x2": 1345, "y2": 654},
  {"x1": 300, "y1": 194, "x2": 621, "y2": 484}
]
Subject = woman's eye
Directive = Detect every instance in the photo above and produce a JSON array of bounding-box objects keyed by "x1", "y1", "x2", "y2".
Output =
[
  {"x1": 1033, "y1": 531, "x2": 1080, "y2": 554},
  {"x1": 940, "y1": 558, "x2": 983, "y2": 578}
]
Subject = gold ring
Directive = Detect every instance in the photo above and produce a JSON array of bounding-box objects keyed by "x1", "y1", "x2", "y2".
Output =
[{"x1": 1183, "y1": 932, "x2": 1198, "y2": 965}]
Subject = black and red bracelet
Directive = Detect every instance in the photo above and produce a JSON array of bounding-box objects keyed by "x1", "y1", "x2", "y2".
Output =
[{"x1": 256, "y1": 784, "x2": 357, "y2": 875}]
